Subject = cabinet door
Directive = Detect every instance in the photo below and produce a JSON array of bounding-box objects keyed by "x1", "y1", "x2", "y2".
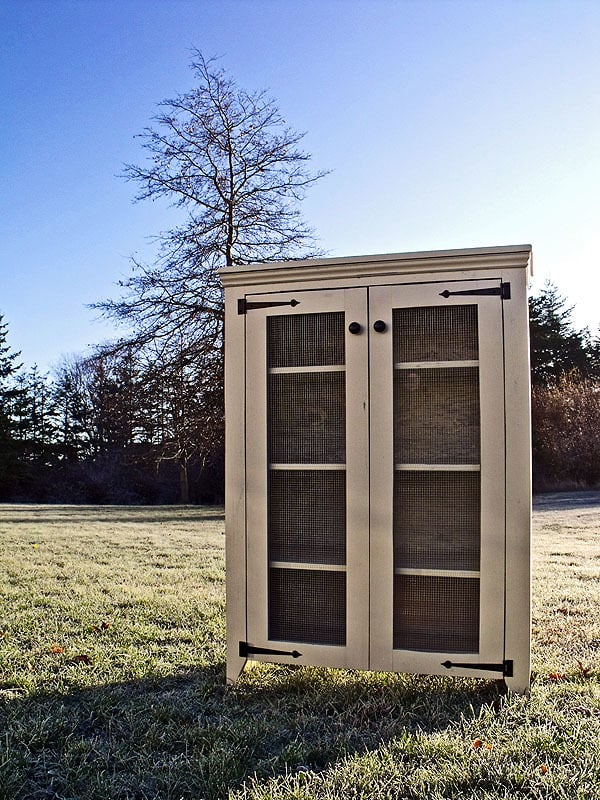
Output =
[
  {"x1": 245, "y1": 288, "x2": 370, "y2": 669},
  {"x1": 369, "y1": 280, "x2": 506, "y2": 677}
]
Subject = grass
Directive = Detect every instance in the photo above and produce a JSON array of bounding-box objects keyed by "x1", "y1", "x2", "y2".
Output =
[{"x1": 0, "y1": 498, "x2": 598, "y2": 800}]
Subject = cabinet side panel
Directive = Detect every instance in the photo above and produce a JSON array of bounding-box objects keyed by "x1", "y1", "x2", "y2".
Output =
[
  {"x1": 503, "y1": 269, "x2": 532, "y2": 693},
  {"x1": 225, "y1": 290, "x2": 248, "y2": 683}
]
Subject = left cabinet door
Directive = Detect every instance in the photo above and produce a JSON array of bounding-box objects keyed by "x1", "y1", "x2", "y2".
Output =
[{"x1": 245, "y1": 288, "x2": 370, "y2": 669}]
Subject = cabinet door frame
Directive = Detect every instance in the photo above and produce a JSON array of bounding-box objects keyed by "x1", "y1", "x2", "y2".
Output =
[
  {"x1": 245, "y1": 287, "x2": 370, "y2": 669},
  {"x1": 368, "y1": 279, "x2": 507, "y2": 677}
]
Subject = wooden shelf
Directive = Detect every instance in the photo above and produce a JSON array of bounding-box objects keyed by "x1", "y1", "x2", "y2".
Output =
[
  {"x1": 395, "y1": 464, "x2": 480, "y2": 471},
  {"x1": 269, "y1": 365, "x2": 345, "y2": 374},
  {"x1": 395, "y1": 567, "x2": 480, "y2": 579},
  {"x1": 394, "y1": 360, "x2": 479, "y2": 370},
  {"x1": 270, "y1": 561, "x2": 346, "y2": 572}
]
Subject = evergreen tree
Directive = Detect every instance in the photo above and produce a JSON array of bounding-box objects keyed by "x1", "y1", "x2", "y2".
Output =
[
  {"x1": 529, "y1": 281, "x2": 597, "y2": 385},
  {"x1": 52, "y1": 358, "x2": 92, "y2": 461},
  {"x1": 0, "y1": 314, "x2": 24, "y2": 495},
  {"x1": 14, "y1": 366, "x2": 57, "y2": 462}
]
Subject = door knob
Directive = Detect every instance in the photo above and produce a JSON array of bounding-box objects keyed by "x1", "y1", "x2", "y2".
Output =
[
  {"x1": 348, "y1": 322, "x2": 362, "y2": 334},
  {"x1": 373, "y1": 320, "x2": 387, "y2": 333}
]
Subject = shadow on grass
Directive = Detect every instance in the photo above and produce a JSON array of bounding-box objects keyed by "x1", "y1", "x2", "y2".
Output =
[
  {"x1": 0, "y1": 661, "x2": 506, "y2": 800},
  {"x1": 1, "y1": 509, "x2": 225, "y2": 527},
  {"x1": 533, "y1": 490, "x2": 600, "y2": 512}
]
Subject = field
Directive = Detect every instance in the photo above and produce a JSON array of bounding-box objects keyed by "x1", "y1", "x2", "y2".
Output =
[{"x1": 0, "y1": 498, "x2": 599, "y2": 800}]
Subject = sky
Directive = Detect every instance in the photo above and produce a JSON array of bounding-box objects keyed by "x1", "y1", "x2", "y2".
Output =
[{"x1": 1, "y1": 0, "x2": 600, "y2": 373}]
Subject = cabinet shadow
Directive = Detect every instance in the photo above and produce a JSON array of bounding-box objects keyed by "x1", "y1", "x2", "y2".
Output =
[{"x1": 1, "y1": 661, "x2": 506, "y2": 799}]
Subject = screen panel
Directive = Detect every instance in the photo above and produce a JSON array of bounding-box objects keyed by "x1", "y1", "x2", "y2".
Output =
[
  {"x1": 393, "y1": 367, "x2": 480, "y2": 465},
  {"x1": 266, "y1": 311, "x2": 348, "y2": 649},
  {"x1": 268, "y1": 312, "x2": 345, "y2": 367},
  {"x1": 392, "y1": 304, "x2": 481, "y2": 655},
  {"x1": 393, "y1": 575, "x2": 480, "y2": 652},
  {"x1": 269, "y1": 568, "x2": 346, "y2": 646},
  {"x1": 268, "y1": 371, "x2": 346, "y2": 464},
  {"x1": 393, "y1": 305, "x2": 479, "y2": 362},
  {"x1": 394, "y1": 471, "x2": 480, "y2": 570},
  {"x1": 269, "y1": 470, "x2": 346, "y2": 565}
]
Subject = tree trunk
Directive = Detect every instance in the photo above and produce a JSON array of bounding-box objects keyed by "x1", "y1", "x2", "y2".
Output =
[{"x1": 178, "y1": 459, "x2": 190, "y2": 504}]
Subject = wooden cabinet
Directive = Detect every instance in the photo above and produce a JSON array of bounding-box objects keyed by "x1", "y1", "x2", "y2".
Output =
[{"x1": 220, "y1": 245, "x2": 532, "y2": 692}]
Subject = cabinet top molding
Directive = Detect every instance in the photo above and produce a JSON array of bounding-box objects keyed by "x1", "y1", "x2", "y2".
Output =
[{"x1": 219, "y1": 244, "x2": 533, "y2": 288}]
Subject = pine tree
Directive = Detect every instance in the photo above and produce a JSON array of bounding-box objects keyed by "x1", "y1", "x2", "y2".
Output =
[
  {"x1": 0, "y1": 314, "x2": 24, "y2": 495},
  {"x1": 529, "y1": 281, "x2": 597, "y2": 385}
]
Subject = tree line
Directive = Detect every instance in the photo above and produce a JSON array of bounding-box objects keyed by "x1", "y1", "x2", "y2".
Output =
[
  {"x1": 0, "y1": 321, "x2": 223, "y2": 503},
  {"x1": 2, "y1": 280, "x2": 599, "y2": 503},
  {"x1": 1, "y1": 51, "x2": 599, "y2": 502}
]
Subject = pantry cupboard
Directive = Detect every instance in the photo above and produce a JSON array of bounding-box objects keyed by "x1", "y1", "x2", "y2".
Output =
[{"x1": 220, "y1": 245, "x2": 532, "y2": 693}]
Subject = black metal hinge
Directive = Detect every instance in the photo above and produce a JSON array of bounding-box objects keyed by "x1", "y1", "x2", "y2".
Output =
[
  {"x1": 238, "y1": 298, "x2": 300, "y2": 315},
  {"x1": 439, "y1": 282, "x2": 511, "y2": 300},
  {"x1": 239, "y1": 642, "x2": 302, "y2": 659},
  {"x1": 441, "y1": 659, "x2": 514, "y2": 677}
]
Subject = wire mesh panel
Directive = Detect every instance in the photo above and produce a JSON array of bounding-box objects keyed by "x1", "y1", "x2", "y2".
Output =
[
  {"x1": 268, "y1": 372, "x2": 346, "y2": 464},
  {"x1": 393, "y1": 305, "x2": 478, "y2": 362},
  {"x1": 269, "y1": 568, "x2": 346, "y2": 645},
  {"x1": 393, "y1": 367, "x2": 480, "y2": 464},
  {"x1": 268, "y1": 312, "x2": 345, "y2": 367},
  {"x1": 394, "y1": 471, "x2": 480, "y2": 570},
  {"x1": 266, "y1": 310, "x2": 348, "y2": 650},
  {"x1": 394, "y1": 575, "x2": 480, "y2": 652},
  {"x1": 392, "y1": 300, "x2": 482, "y2": 657},
  {"x1": 269, "y1": 470, "x2": 346, "y2": 565}
]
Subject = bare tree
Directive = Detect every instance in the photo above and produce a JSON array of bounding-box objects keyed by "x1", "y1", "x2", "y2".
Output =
[
  {"x1": 94, "y1": 51, "x2": 327, "y2": 500},
  {"x1": 95, "y1": 50, "x2": 326, "y2": 357}
]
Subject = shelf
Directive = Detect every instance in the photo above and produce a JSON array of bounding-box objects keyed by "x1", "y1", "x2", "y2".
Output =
[
  {"x1": 394, "y1": 360, "x2": 479, "y2": 370},
  {"x1": 395, "y1": 568, "x2": 480, "y2": 579},
  {"x1": 269, "y1": 365, "x2": 345, "y2": 374},
  {"x1": 270, "y1": 463, "x2": 346, "y2": 471},
  {"x1": 270, "y1": 561, "x2": 347, "y2": 572},
  {"x1": 395, "y1": 464, "x2": 480, "y2": 472}
]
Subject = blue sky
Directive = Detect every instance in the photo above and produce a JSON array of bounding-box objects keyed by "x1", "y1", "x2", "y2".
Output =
[{"x1": 1, "y1": 0, "x2": 599, "y2": 372}]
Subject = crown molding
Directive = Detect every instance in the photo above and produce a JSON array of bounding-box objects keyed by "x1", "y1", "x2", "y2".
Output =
[{"x1": 219, "y1": 244, "x2": 533, "y2": 288}]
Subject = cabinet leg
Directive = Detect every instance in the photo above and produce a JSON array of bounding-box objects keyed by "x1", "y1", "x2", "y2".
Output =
[
  {"x1": 226, "y1": 654, "x2": 247, "y2": 684},
  {"x1": 503, "y1": 674, "x2": 531, "y2": 696}
]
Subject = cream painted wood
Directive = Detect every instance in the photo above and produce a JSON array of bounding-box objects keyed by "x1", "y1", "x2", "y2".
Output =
[
  {"x1": 270, "y1": 562, "x2": 348, "y2": 572},
  {"x1": 342, "y1": 288, "x2": 371, "y2": 669},
  {"x1": 395, "y1": 360, "x2": 480, "y2": 370},
  {"x1": 268, "y1": 365, "x2": 346, "y2": 374},
  {"x1": 219, "y1": 245, "x2": 532, "y2": 288},
  {"x1": 395, "y1": 464, "x2": 481, "y2": 471},
  {"x1": 245, "y1": 287, "x2": 370, "y2": 670},
  {"x1": 368, "y1": 280, "x2": 506, "y2": 675},
  {"x1": 269, "y1": 464, "x2": 346, "y2": 471},
  {"x1": 224, "y1": 288, "x2": 249, "y2": 684},
  {"x1": 221, "y1": 245, "x2": 531, "y2": 691},
  {"x1": 395, "y1": 568, "x2": 481, "y2": 578},
  {"x1": 502, "y1": 268, "x2": 532, "y2": 694}
]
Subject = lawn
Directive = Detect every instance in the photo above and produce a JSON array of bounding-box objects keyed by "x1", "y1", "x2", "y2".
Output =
[{"x1": 0, "y1": 498, "x2": 598, "y2": 800}]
